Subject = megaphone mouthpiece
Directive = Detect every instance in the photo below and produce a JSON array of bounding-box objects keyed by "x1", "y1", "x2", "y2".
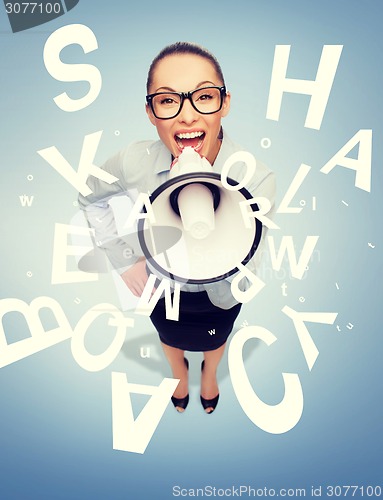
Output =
[
  {"x1": 177, "y1": 183, "x2": 215, "y2": 239},
  {"x1": 170, "y1": 147, "x2": 212, "y2": 178}
]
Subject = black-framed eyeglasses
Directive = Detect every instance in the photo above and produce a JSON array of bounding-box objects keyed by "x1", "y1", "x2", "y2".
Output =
[{"x1": 146, "y1": 86, "x2": 227, "y2": 120}]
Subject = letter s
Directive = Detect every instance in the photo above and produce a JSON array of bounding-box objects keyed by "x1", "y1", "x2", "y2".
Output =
[{"x1": 43, "y1": 24, "x2": 102, "y2": 112}]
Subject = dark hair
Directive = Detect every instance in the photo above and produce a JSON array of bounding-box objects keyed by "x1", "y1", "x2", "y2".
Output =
[{"x1": 146, "y1": 41, "x2": 225, "y2": 93}]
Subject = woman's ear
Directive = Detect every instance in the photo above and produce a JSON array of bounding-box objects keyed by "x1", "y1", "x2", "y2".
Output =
[
  {"x1": 221, "y1": 91, "x2": 231, "y2": 117},
  {"x1": 146, "y1": 103, "x2": 157, "y2": 126}
]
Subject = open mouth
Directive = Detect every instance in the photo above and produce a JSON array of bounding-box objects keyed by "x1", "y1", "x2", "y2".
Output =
[{"x1": 175, "y1": 131, "x2": 205, "y2": 151}]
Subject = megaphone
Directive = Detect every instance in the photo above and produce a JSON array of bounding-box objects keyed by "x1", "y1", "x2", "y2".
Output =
[{"x1": 138, "y1": 147, "x2": 262, "y2": 284}]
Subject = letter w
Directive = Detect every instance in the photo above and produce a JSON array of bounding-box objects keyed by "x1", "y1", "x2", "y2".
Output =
[
  {"x1": 19, "y1": 195, "x2": 34, "y2": 207},
  {"x1": 268, "y1": 235, "x2": 319, "y2": 279}
]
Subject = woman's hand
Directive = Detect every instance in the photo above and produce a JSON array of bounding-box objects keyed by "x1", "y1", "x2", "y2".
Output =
[{"x1": 120, "y1": 257, "x2": 155, "y2": 297}]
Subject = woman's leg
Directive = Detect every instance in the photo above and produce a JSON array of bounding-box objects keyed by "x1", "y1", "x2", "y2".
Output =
[
  {"x1": 201, "y1": 343, "x2": 226, "y2": 413},
  {"x1": 161, "y1": 342, "x2": 189, "y2": 412}
]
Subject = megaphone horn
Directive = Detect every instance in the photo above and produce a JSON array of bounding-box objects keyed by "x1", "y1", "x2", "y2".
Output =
[{"x1": 138, "y1": 148, "x2": 262, "y2": 285}]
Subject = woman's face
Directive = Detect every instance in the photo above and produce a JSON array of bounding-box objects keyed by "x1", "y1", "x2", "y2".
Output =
[{"x1": 146, "y1": 54, "x2": 230, "y2": 165}]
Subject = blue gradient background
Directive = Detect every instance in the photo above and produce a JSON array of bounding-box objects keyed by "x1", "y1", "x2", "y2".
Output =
[{"x1": 1, "y1": 1, "x2": 382, "y2": 498}]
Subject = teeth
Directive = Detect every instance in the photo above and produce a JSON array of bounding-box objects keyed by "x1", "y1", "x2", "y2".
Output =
[{"x1": 176, "y1": 131, "x2": 204, "y2": 139}]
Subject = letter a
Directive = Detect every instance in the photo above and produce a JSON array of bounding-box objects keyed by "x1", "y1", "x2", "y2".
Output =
[
  {"x1": 123, "y1": 193, "x2": 156, "y2": 228},
  {"x1": 111, "y1": 372, "x2": 179, "y2": 454},
  {"x1": 320, "y1": 130, "x2": 372, "y2": 192}
]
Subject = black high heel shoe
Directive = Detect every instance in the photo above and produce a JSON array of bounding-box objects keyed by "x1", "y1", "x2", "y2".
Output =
[
  {"x1": 171, "y1": 357, "x2": 189, "y2": 412},
  {"x1": 200, "y1": 360, "x2": 219, "y2": 414}
]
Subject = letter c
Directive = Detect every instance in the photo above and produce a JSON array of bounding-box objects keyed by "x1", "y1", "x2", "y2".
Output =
[{"x1": 228, "y1": 325, "x2": 304, "y2": 433}]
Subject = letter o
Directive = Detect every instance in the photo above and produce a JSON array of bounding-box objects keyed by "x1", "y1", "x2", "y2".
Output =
[
  {"x1": 71, "y1": 303, "x2": 133, "y2": 371},
  {"x1": 221, "y1": 151, "x2": 256, "y2": 191}
]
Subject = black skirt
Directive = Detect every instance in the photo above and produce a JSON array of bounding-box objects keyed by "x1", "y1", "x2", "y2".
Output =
[{"x1": 150, "y1": 291, "x2": 241, "y2": 352}]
